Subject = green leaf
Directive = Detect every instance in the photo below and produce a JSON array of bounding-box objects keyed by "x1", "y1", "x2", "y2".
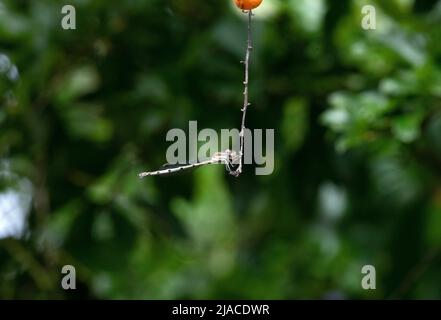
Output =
[
  {"x1": 281, "y1": 98, "x2": 309, "y2": 152},
  {"x1": 391, "y1": 112, "x2": 423, "y2": 143},
  {"x1": 56, "y1": 66, "x2": 100, "y2": 104}
]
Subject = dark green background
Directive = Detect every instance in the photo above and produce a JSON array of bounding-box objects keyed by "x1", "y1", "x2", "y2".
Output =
[{"x1": 0, "y1": 0, "x2": 440, "y2": 299}]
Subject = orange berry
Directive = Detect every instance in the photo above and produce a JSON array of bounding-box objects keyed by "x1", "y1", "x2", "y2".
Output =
[{"x1": 234, "y1": 0, "x2": 263, "y2": 10}]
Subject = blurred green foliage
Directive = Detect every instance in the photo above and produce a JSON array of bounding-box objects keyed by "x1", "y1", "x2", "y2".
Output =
[{"x1": 0, "y1": 0, "x2": 441, "y2": 299}]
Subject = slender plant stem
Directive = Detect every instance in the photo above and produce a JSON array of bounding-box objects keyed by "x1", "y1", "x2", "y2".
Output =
[{"x1": 232, "y1": 10, "x2": 253, "y2": 177}]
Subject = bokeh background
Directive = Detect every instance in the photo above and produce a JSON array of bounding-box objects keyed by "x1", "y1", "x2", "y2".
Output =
[{"x1": 1, "y1": 0, "x2": 441, "y2": 299}]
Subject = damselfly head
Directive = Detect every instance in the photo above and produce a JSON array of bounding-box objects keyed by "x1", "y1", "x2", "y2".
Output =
[
  {"x1": 224, "y1": 149, "x2": 237, "y2": 159},
  {"x1": 225, "y1": 149, "x2": 236, "y2": 158}
]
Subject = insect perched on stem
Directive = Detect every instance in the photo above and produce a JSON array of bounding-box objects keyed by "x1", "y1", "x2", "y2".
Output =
[
  {"x1": 138, "y1": 150, "x2": 240, "y2": 177},
  {"x1": 139, "y1": 1, "x2": 262, "y2": 179}
]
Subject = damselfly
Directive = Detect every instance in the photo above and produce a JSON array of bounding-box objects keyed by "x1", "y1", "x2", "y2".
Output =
[{"x1": 139, "y1": 149, "x2": 241, "y2": 178}]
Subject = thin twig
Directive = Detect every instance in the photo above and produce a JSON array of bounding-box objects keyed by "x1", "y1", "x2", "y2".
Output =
[{"x1": 232, "y1": 10, "x2": 253, "y2": 177}]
